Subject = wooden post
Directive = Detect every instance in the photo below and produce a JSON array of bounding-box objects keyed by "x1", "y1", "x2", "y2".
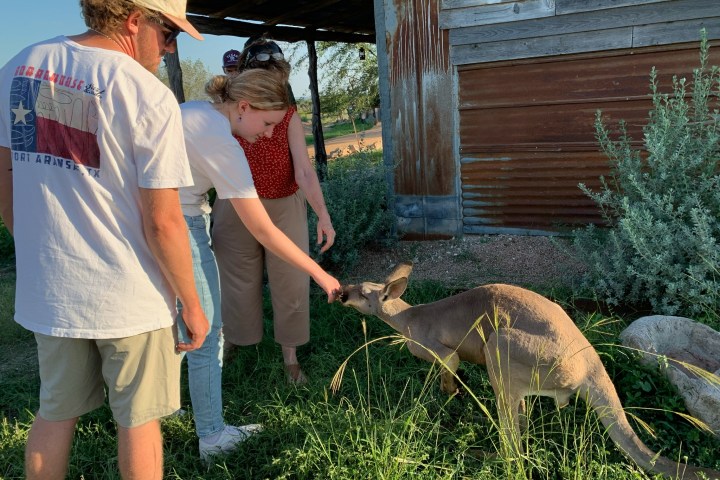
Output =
[
  {"x1": 306, "y1": 39, "x2": 327, "y2": 181},
  {"x1": 164, "y1": 50, "x2": 186, "y2": 104}
]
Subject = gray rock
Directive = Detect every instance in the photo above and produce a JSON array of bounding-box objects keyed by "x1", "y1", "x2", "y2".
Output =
[{"x1": 620, "y1": 315, "x2": 720, "y2": 435}]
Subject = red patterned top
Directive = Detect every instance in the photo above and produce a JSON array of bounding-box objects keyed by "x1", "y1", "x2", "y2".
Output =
[{"x1": 233, "y1": 106, "x2": 299, "y2": 199}]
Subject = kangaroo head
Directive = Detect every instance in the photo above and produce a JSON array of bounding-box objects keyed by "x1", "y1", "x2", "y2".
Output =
[{"x1": 340, "y1": 262, "x2": 413, "y2": 315}]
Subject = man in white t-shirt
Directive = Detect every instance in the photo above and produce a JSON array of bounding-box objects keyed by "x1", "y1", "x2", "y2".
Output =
[{"x1": 0, "y1": 0, "x2": 208, "y2": 478}]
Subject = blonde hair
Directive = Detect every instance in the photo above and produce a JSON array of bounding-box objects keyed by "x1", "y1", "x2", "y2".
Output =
[
  {"x1": 205, "y1": 69, "x2": 290, "y2": 111},
  {"x1": 79, "y1": 0, "x2": 154, "y2": 32}
]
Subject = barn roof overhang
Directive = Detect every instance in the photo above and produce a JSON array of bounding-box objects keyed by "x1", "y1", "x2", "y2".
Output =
[{"x1": 186, "y1": 0, "x2": 376, "y2": 44}]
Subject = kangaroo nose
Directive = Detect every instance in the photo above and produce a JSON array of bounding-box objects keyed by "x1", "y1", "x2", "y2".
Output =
[{"x1": 339, "y1": 286, "x2": 351, "y2": 303}]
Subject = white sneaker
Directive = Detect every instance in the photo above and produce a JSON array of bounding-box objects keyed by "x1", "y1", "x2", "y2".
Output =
[{"x1": 199, "y1": 424, "x2": 263, "y2": 462}]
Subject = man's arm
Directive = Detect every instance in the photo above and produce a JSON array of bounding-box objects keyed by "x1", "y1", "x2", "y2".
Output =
[
  {"x1": 0, "y1": 147, "x2": 13, "y2": 236},
  {"x1": 138, "y1": 187, "x2": 208, "y2": 351}
]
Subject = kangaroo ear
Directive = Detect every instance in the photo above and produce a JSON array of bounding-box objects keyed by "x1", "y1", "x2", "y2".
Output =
[
  {"x1": 385, "y1": 261, "x2": 413, "y2": 283},
  {"x1": 382, "y1": 277, "x2": 408, "y2": 301}
]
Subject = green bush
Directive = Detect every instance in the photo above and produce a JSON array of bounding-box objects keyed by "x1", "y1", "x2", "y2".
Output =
[
  {"x1": 573, "y1": 33, "x2": 720, "y2": 317},
  {"x1": 309, "y1": 148, "x2": 395, "y2": 273},
  {"x1": 0, "y1": 217, "x2": 14, "y2": 264}
]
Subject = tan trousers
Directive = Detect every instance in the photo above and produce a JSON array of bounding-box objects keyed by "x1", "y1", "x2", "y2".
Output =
[{"x1": 211, "y1": 191, "x2": 310, "y2": 347}]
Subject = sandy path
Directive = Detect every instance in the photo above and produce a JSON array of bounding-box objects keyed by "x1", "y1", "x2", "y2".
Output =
[{"x1": 306, "y1": 122, "x2": 383, "y2": 158}]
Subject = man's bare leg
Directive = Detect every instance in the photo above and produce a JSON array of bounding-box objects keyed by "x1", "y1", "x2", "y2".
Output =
[
  {"x1": 25, "y1": 415, "x2": 78, "y2": 480},
  {"x1": 118, "y1": 419, "x2": 163, "y2": 480}
]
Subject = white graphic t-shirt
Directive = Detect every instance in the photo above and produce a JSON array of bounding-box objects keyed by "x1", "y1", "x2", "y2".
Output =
[{"x1": 0, "y1": 36, "x2": 193, "y2": 338}]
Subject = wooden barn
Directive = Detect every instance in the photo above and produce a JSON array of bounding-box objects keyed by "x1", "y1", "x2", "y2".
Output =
[
  {"x1": 375, "y1": 0, "x2": 720, "y2": 238},
  {"x1": 183, "y1": 0, "x2": 720, "y2": 238}
]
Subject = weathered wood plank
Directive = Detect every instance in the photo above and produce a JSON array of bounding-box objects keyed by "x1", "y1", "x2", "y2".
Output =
[
  {"x1": 450, "y1": 0, "x2": 718, "y2": 46},
  {"x1": 439, "y1": 0, "x2": 555, "y2": 29},
  {"x1": 441, "y1": 0, "x2": 516, "y2": 10},
  {"x1": 451, "y1": 27, "x2": 632, "y2": 64},
  {"x1": 633, "y1": 16, "x2": 720, "y2": 47},
  {"x1": 556, "y1": 0, "x2": 669, "y2": 15}
]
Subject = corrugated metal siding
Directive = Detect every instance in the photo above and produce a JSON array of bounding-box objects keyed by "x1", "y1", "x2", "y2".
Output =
[{"x1": 458, "y1": 44, "x2": 720, "y2": 233}]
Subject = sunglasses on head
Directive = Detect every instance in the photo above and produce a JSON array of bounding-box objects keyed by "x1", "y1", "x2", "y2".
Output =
[
  {"x1": 147, "y1": 15, "x2": 181, "y2": 46},
  {"x1": 244, "y1": 42, "x2": 284, "y2": 65},
  {"x1": 250, "y1": 52, "x2": 284, "y2": 63}
]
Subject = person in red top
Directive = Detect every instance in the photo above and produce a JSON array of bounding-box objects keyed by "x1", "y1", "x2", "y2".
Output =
[{"x1": 212, "y1": 37, "x2": 335, "y2": 384}]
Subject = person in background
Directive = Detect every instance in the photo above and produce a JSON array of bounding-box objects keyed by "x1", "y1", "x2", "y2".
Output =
[
  {"x1": 179, "y1": 68, "x2": 341, "y2": 458},
  {"x1": 222, "y1": 48, "x2": 241, "y2": 77},
  {"x1": 0, "y1": 0, "x2": 208, "y2": 478},
  {"x1": 212, "y1": 37, "x2": 335, "y2": 384}
]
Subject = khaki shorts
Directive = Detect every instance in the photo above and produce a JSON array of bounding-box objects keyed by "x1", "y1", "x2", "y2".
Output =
[{"x1": 35, "y1": 327, "x2": 181, "y2": 428}]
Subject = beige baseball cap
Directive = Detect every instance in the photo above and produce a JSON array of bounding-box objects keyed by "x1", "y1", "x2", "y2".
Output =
[{"x1": 132, "y1": 0, "x2": 204, "y2": 41}]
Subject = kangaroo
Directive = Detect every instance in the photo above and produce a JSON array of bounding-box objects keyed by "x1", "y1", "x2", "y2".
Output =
[{"x1": 339, "y1": 262, "x2": 720, "y2": 480}]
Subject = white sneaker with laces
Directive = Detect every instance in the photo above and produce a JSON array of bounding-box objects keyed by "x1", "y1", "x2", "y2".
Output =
[{"x1": 199, "y1": 424, "x2": 263, "y2": 462}]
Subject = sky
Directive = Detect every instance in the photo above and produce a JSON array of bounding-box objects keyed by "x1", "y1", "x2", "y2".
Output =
[{"x1": 0, "y1": 1, "x2": 312, "y2": 96}]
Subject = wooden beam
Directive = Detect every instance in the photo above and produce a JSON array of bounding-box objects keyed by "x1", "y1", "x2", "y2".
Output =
[
  {"x1": 449, "y1": 0, "x2": 719, "y2": 46},
  {"x1": 633, "y1": 16, "x2": 720, "y2": 47},
  {"x1": 451, "y1": 27, "x2": 633, "y2": 64},
  {"x1": 188, "y1": 15, "x2": 373, "y2": 43},
  {"x1": 197, "y1": 0, "x2": 274, "y2": 20},
  {"x1": 439, "y1": 0, "x2": 555, "y2": 30},
  {"x1": 307, "y1": 40, "x2": 328, "y2": 180},
  {"x1": 442, "y1": 0, "x2": 517, "y2": 9},
  {"x1": 164, "y1": 51, "x2": 185, "y2": 104},
  {"x1": 556, "y1": 0, "x2": 669, "y2": 15},
  {"x1": 263, "y1": 0, "x2": 343, "y2": 27}
]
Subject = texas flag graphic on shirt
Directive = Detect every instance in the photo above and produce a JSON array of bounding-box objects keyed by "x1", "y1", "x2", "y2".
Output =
[{"x1": 10, "y1": 74, "x2": 101, "y2": 170}]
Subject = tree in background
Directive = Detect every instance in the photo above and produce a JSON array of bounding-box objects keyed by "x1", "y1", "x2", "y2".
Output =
[
  {"x1": 156, "y1": 58, "x2": 212, "y2": 102},
  {"x1": 290, "y1": 42, "x2": 379, "y2": 122}
]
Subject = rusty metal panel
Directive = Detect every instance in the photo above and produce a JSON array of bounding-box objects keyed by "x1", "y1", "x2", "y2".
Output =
[
  {"x1": 461, "y1": 151, "x2": 608, "y2": 230},
  {"x1": 458, "y1": 44, "x2": 717, "y2": 232},
  {"x1": 387, "y1": 0, "x2": 454, "y2": 196},
  {"x1": 460, "y1": 100, "x2": 651, "y2": 147},
  {"x1": 458, "y1": 47, "x2": 720, "y2": 109}
]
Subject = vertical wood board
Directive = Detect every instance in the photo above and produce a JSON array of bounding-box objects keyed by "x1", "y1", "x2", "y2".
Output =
[{"x1": 388, "y1": 0, "x2": 455, "y2": 197}]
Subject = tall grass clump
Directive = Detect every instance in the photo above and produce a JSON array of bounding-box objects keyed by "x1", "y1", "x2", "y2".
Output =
[
  {"x1": 1, "y1": 274, "x2": 719, "y2": 478},
  {"x1": 573, "y1": 33, "x2": 720, "y2": 317},
  {"x1": 309, "y1": 148, "x2": 395, "y2": 273}
]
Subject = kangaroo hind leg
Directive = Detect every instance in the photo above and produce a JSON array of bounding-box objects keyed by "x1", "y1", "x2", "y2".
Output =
[{"x1": 484, "y1": 329, "x2": 531, "y2": 455}]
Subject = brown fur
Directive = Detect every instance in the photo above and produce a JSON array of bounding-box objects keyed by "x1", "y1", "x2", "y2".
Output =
[{"x1": 339, "y1": 262, "x2": 719, "y2": 480}]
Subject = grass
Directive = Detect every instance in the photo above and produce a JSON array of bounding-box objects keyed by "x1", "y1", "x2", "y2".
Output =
[
  {"x1": 305, "y1": 119, "x2": 376, "y2": 145},
  {"x1": 1, "y1": 270, "x2": 719, "y2": 479}
]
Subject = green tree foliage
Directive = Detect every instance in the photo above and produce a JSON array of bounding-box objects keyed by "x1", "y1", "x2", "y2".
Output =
[
  {"x1": 156, "y1": 58, "x2": 212, "y2": 102},
  {"x1": 573, "y1": 33, "x2": 720, "y2": 317},
  {"x1": 291, "y1": 42, "x2": 379, "y2": 120},
  {"x1": 308, "y1": 149, "x2": 395, "y2": 273}
]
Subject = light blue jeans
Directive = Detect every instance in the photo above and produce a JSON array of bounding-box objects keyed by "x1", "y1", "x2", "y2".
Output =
[{"x1": 177, "y1": 214, "x2": 225, "y2": 438}]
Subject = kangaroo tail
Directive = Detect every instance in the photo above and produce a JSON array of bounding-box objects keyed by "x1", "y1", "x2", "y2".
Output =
[{"x1": 585, "y1": 370, "x2": 720, "y2": 480}]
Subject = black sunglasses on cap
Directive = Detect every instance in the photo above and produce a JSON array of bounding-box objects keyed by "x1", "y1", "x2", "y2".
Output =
[
  {"x1": 244, "y1": 42, "x2": 284, "y2": 65},
  {"x1": 147, "y1": 15, "x2": 181, "y2": 46}
]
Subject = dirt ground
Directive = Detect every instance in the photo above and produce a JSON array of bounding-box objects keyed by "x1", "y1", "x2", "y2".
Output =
[
  {"x1": 306, "y1": 122, "x2": 383, "y2": 158},
  {"x1": 344, "y1": 234, "x2": 588, "y2": 292}
]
